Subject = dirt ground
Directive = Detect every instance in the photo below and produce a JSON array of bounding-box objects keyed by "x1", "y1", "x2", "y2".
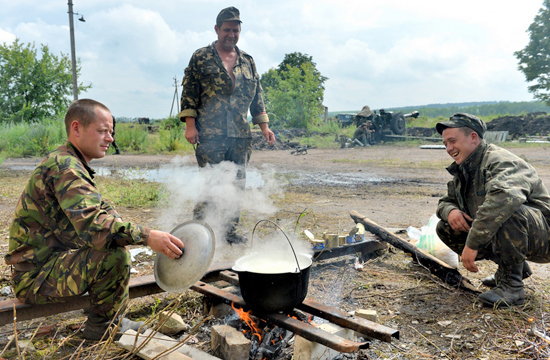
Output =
[{"x1": 2, "y1": 143, "x2": 550, "y2": 359}]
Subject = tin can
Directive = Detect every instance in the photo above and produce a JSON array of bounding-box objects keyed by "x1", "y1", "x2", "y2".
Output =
[{"x1": 312, "y1": 239, "x2": 325, "y2": 250}]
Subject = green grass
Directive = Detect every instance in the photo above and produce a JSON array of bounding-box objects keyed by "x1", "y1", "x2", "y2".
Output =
[
  {"x1": 0, "y1": 119, "x2": 66, "y2": 157},
  {"x1": 97, "y1": 176, "x2": 169, "y2": 208},
  {"x1": 2, "y1": 113, "x2": 550, "y2": 158}
]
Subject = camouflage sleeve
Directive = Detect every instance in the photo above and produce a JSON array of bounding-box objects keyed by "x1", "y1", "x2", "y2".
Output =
[
  {"x1": 55, "y1": 168, "x2": 149, "y2": 249},
  {"x1": 465, "y1": 159, "x2": 534, "y2": 250},
  {"x1": 100, "y1": 198, "x2": 118, "y2": 216},
  {"x1": 178, "y1": 52, "x2": 201, "y2": 121},
  {"x1": 436, "y1": 180, "x2": 460, "y2": 222},
  {"x1": 248, "y1": 56, "x2": 269, "y2": 124}
]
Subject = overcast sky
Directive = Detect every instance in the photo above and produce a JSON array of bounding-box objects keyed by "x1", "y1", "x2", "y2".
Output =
[{"x1": 0, "y1": 0, "x2": 544, "y2": 118}]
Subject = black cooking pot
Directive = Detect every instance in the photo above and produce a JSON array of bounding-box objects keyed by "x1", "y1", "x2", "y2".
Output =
[{"x1": 232, "y1": 251, "x2": 312, "y2": 313}]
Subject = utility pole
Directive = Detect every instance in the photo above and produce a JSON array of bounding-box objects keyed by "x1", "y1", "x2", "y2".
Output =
[
  {"x1": 170, "y1": 76, "x2": 180, "y2": 118},
  {"x1": 68, "y1": 0, "x2": 85, "y2": 101}
]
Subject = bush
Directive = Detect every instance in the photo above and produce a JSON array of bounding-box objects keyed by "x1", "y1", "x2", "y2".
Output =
[
  {"x1": 115, "y1": 124, "x2": 149, "y2": 152},
  {"x1": 0, "y1": 119, "x2": 65, "y2": 157}
]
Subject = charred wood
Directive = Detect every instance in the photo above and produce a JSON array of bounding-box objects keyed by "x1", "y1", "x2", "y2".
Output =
[{"x1": 349, "y1": 211, "x2": 479, "y2": 293}]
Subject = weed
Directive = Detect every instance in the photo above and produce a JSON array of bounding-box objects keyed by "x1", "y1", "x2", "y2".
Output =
[
  {"x1": 115, "y1": 124, "x2": 148, "y2": 152},
  {"x1": 97, "y1": 175, "x2": 169, "y2": 208},
  {"x1": 150, "y1": 298, "x2": 162, "y2": 316}
]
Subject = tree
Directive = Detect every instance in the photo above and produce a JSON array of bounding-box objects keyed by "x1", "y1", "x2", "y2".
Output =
[
  {"x1": 515, "y1": 0, "x2": 550, "y2": 106},
  {"x1": 0, "y1": 38, "x2": 91, "y2": 123},
  {"x1": 260, "y1": 52, "x2": 327, "y2": 128}
]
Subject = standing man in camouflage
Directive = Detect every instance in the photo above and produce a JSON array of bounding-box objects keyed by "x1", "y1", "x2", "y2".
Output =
[
  {"x1": 179, "y1": 6, "x2": 275, "y2": 244},
  {"x1": 6, "y1": 99, "x2": 184, "y2": 340},
  {"x1": 435, "y1": 113, "x2": 550, "y2": 308}
]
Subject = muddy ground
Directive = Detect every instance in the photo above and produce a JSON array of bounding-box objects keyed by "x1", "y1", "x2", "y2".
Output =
[{"x1": 1, "y1": 143, "x2": 550, "y2": 359}]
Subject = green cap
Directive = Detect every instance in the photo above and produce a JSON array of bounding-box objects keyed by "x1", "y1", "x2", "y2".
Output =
[
  {"x1": 436, "y1": 113, "x2": 486, "y2": 139},
  {"x1": 216, "y1": 6, "x2": 242, "y2": 24}
]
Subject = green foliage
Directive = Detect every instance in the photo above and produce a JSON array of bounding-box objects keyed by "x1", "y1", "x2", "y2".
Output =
[
  {"x1": 0, "y1": 119, "x2": 65, "y2": 156},
  {"x1": 515, "y1": 0, "x2": 550, "y2": 106},
  {"x1": 115, "y1": 124, "x2": 149, "y2": 152},
  {"x1": 261, "y1": 52, "x2": 327, "y2": 128},
  {"x1": 98, "y1": 175, "x2": 168, "y2": 208},
  {"x1": 0, "y1": 39, "x2": 91, "y2": 123},
  {"x1": 157, "y1": 127, "x2": 185, "y2": 152},
  {"x1": 263, "y1": 63, "x2": 325, "y2": 128}
]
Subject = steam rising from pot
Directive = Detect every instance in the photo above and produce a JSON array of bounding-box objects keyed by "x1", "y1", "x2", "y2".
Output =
[{"x1": 157, "y1": 156, "x2": 291, "y2": 262}]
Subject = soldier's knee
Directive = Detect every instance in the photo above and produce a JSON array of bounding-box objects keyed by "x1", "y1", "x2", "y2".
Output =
[{"x1": 100, "y1": 247, "x2": 131, "y2": 275}]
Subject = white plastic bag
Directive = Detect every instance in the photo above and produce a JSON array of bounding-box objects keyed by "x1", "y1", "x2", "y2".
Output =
[{"x1": 416, "y1": 215, "x2": 459, "y2": 268}]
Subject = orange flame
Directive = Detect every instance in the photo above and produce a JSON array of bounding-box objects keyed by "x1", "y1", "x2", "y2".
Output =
[{"x1": 231, "y1": 303, "x2": 263, "y2": 342}]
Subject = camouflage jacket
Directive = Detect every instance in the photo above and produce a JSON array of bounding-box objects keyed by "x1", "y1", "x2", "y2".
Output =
[
  {"x1": 437, "y1": 141, "x2": 550, "y2": 250},
  {"x1": 178, "y1": 42, "x2": 268, "y2": 138},
  {"x1": 6, "y1": 142, "x2": 150, "y2": 268},
  {"x1": 353, "y1": 126, "x2": 370, "y2": 139}
]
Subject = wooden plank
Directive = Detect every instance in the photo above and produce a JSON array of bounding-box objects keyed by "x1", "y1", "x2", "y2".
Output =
[{"x1": 0, "y1": 263, "x2": 233, "y2": 327}]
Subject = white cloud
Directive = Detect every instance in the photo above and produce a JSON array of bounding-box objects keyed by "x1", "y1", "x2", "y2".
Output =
[
  {"x1": 0, "y1": 0, "x2": 543, "y2": 117},
  {"x1": 0, "y1": 29, "x2": 16, "y2": 45}
]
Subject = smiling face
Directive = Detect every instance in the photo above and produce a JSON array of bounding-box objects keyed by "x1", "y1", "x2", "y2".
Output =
[
  {"x1": 442, "y1": 127, "x2": 481, "y2": 165},
  {"x1": 70, "y1": 107, "x2": 114, "y2": 163},
  {"x1": 215, "y1": 21, "x2": 240, "y2": 51}
]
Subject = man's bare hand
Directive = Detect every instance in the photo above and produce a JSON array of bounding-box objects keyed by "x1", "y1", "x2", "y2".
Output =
[
  {"x1": 147, "y1": 230, "x2": 184, "y2": 259},
  {"x1": 259, "y1": 123, "x2": 275, "y2": 146},
  {"x1": 448, "y1": 209, "x2": 473, "y2": 233},
  {"x1": 184, "y1": 117, "x2": 199, "y2": 144},
  {"x1": 461, "y1": 245, "x2": 479, "y2": 272}
]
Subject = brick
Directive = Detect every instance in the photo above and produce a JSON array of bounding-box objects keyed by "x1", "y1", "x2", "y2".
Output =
[
  {"x1": 294, "y1": 323, "x2": 356, "y2": 360},
  {"x1": 211, "y1": 325, "x2": 250, "y2": 360},
  {"x1": 355, "y1": 309, "x2": 379, "y2": 323},
  {"x1": 117, "y1": 329, "x2": 192, "y2": 360}
]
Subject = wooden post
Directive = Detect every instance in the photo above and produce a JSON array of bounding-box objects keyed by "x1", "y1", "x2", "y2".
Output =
[{"x1": 349, "y1": 211, "x2": 478, "y2": 292}]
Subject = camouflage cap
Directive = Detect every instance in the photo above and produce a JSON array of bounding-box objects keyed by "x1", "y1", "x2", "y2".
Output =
[
  {"x1": 436, "y1": 113, "x2": 487, "y2": 139},
  {"x1": 216, "y1": 6, "x2": 242, "y2": 24}
]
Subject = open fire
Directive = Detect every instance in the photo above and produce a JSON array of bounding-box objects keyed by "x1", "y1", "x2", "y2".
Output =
[
  {"x1": 191, "y1": 270, "x2": 399, "y2": 358},
  {"x1": 230, "y1": 302, "x2": 297, "y2": 359}
]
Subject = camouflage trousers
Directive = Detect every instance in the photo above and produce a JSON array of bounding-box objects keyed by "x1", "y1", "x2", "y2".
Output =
[
  {"x1": 193, "y1": 136, "x2": 252, "y2": 235},
  {"x1": 13, "y1": 246, "x2": 131, "y2": 318},
  {"x1": 436, "y1": 204, "x2": 550, "y2": 265}
]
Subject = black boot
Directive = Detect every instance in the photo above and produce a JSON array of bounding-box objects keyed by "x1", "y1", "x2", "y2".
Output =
[
  {"x1": 83, "y1": 312, "x2": 147, "y2": 341},
  {"x1": 478, "y1": 262, "x2": 525, "y2": 308},
  {"x1": 481, "y1": 261, "x2": 532, "y2": 287}
]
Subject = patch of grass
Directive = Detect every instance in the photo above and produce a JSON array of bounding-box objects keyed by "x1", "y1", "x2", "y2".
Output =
[
  {"x1": 97, "y1": 176, "x2": 169, "y2": 208},
  {"x1": 115, "y1": 123, "x2": 149, "y2": 152},
  {"x1": 298, "y1": 133, "x2": 341, "y2": 148},
  {"x1": 0, "y1": 119, "x2": 66, "y2": 157}
]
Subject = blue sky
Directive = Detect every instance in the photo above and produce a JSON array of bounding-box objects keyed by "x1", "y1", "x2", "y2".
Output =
[{"x1": 0, "y1": 0, "x2": 544, "y2": 118}]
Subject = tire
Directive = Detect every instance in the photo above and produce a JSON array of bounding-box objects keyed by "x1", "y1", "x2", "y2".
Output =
[{"x1": 390, "y1": 113, "x2": 406, "y2": 135}]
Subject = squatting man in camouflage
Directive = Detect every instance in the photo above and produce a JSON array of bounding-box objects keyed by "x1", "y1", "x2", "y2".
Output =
[
  {"x1": 435, "y1": 113, "x2": 550, "y2": 308},
  {"x1": 5, "y1": 99, "x2": 184, "y2": 340},
  {"x1": 179, "y1": 6, "x2": 275, "y2": 244}
]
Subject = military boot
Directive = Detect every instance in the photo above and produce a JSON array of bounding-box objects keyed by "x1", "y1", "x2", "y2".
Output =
[
  {"x1": 481, "y1": 261, "x2": 532, "y2": 287},
  {"x1": 83, "y1": 312, "x2": 147, "y2": 341},
  {"x1": 478, "y1": 262, "x2": 525, "y2": 308}
]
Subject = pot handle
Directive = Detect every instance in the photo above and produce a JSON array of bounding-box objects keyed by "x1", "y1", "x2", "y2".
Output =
[{"x1": 251, "y1": 220, "x2": 301, "y2": 273}]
